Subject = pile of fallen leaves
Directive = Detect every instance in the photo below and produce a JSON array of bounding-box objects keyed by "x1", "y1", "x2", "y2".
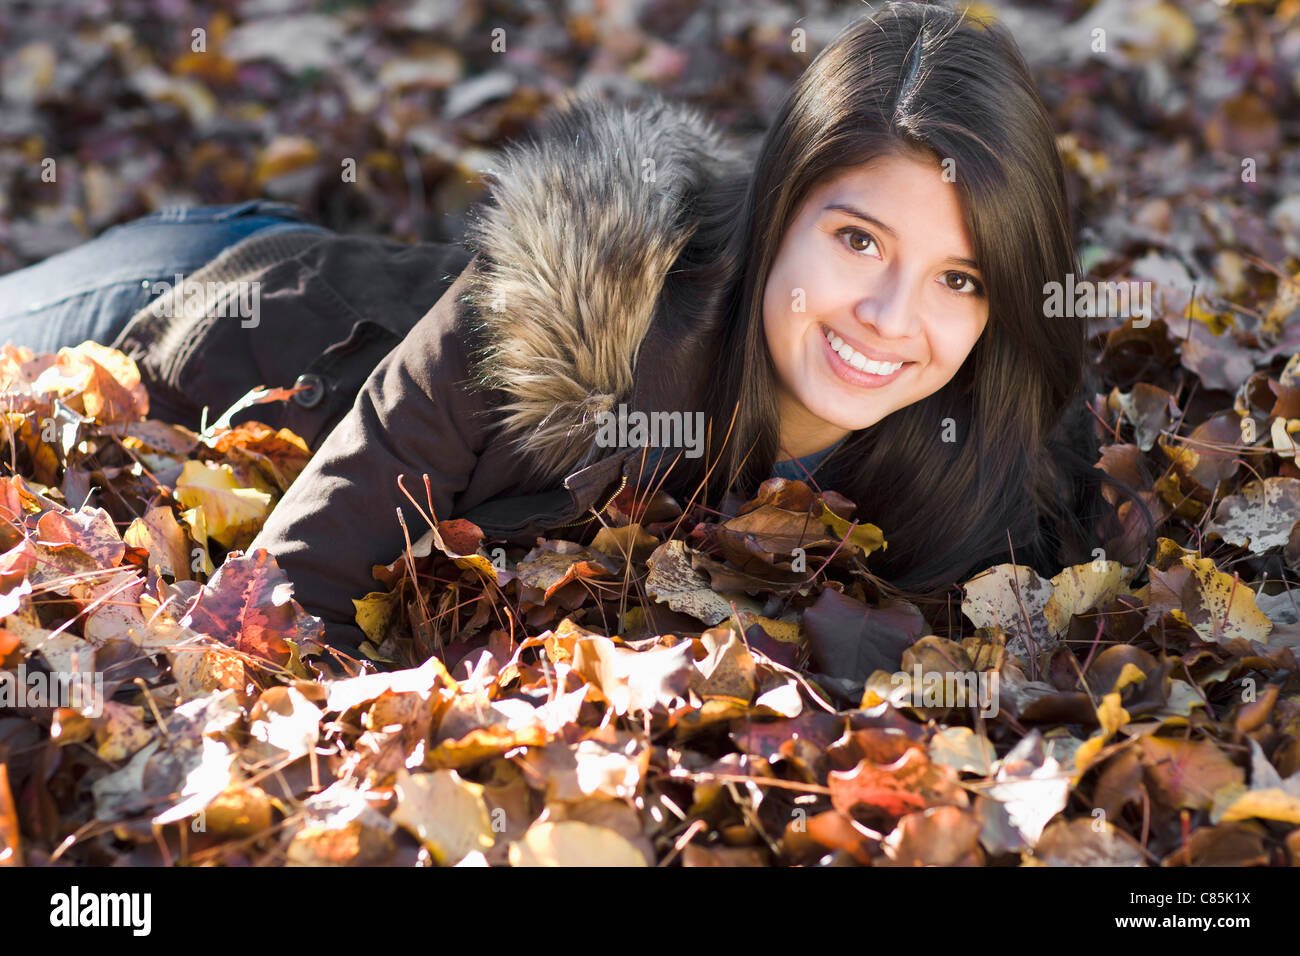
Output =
[{"x1": 0, "y1": 326, "x2": 1297, "y2": 867}]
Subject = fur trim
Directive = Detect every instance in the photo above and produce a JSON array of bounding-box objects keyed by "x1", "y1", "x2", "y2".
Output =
[{"x1": 461, "y1": 90, "x2": 747, "y2": 485}]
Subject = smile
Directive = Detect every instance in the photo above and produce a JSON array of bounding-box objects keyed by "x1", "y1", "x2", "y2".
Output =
[{"x1": 820, "y1": 325, "x2": 911, "y2": 381}]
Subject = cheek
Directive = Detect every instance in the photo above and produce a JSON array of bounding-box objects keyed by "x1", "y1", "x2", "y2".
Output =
[
  {"x1": 762, "y1": 259, "x2": 803, "y2": 352},
  {"x1": 765, "y1": 231, "x2": 826, "y2": 320},
  {"x1": 925, "y1": 313, "x2": 986, "y2": 374},
  {"x1": 764, "y1": 257, "x2": 793, "y2": 321}
]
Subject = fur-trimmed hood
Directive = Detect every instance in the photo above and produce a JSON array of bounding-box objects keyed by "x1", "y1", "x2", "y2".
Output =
[{"x1": 460, "y1": 90, "x2": 751, "y2": 486}]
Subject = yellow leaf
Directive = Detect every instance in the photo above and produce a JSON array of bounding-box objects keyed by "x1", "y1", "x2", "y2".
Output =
[
  {"x1": 929, "y1": 726, "x2": 996, "y2": 775},
  {"x1": 180, "y1": 505, "x2": 214, "y2": 575},
  {"x1": 124, "y1": 504, "x2": 192, "y2": 580},
  {"x1": 1112, "y1": 663, "x2": 1147, "y2": 694},
  {"x1": 961, "y1": 563, "x2": 1055, "y2": 656},
  {"x1": 353, "y1": 590, "x2": 397, "y2": 645},
  {"x1": 202, "y1": 783, "x2": 273, "y2": 838},
  {"x1": 453, "y1": 553, "x2": 499, "y2": 581},
  {"x1": 391, "y1": 768, "x2": 495, "y2": 865},
  {"x1": 816, "y1": 500, "x2": 886, "y2": 556},
  {"x1": 1181, "y1": 556, "x2": 1272, "y2": 645},
  {"x1": 248, "y1": 686, "x2": 322, "y2": 761},
  {"x1": 1271, "y1": 417, "x2": 1299, "y2": 458},
  {"x1": 94, "y1": 702, "x2": 154, "y2": 762},
  {"x1": 1153, "y1": 536, "x2": 1196, "y2": 570},
  {"x1": 1218, "y1": 788, "x2": 1300, "y2": 825},
  {"x1": 1263, "y1": 272, "x2": 1300, "y2": 336},
  {"x1": 1097, "y1": 692, "x2": 1130, "y2": 737},
  {"x1": 174, "y1": 460, "x2": 272, "y2": 550},
  {"x1": 739, "y1": 613, "x2": 802, "y2": 645},
  {"x1": 1044, "y1": 561, "x2": 1128, "y2": 636},
  {"x1": 590, "y1": 523, "x2": 658, "y2": 563},
  {"x1": 508, "y1": 820, "x2": 647, "y2": 867},
  {"x1": 1187, "y1": 296, "x2": 1233, "y2": 336},
  {"x1": 255, "y1": 136, "x2": 320, "y2": 184},
  {"x1": 1074, "y1": 692, "x2": 1130, "y2": 775},
  {"x1": 425, "y1": 726, "x2": 548, "y2": 770}
]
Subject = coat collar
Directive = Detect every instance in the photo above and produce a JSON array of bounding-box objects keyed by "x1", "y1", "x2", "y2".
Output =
[{"x1": 460, "y1": 90, "x2": 750, "y2": 487}]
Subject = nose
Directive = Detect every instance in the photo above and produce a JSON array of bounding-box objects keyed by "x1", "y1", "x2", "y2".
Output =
[{"x1": 853, "y1": 268, "x2": 920, "y2": 340}]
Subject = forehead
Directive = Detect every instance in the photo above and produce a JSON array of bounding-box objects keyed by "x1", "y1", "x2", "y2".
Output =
[{"x1": 806, "y1": 154, "x2": 975, "y2": 251}]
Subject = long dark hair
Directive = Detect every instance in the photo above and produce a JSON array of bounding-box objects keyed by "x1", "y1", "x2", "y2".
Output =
[{"x1": 658, "y1": 1, "x2": 1151, "y2": 597}]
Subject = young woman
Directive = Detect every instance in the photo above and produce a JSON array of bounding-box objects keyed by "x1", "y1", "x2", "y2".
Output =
[
  {"x1": 246, "y1": 1, "x2": 1142, "y2": 665},
  {"x1": 2, "y1": 3, "x2": 1141, "y2": 668}
]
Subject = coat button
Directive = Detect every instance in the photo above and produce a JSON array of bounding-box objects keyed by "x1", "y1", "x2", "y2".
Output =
[{"x1": 292, "y1": 373, "x2": 325, "y2": 408}]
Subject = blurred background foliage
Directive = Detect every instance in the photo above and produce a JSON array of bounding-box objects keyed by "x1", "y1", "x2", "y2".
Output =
[{"x1": 0, "y1": 0, "x2": 1296, "y2": 278}]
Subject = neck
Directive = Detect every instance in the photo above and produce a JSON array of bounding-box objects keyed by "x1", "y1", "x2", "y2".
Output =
[{"x1": 774, "y1": 387, "x2": 850, "y2": 460}]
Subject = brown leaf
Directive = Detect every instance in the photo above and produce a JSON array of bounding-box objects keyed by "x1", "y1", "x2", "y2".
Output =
[
  {"x1": 645, "y1": 539, "x2": 762, "y2": 626},
  {"x1": 1137, "y1": 736, "x2": 1244, "y2": 811},
  {"x1": 181, "y1": 547, "x2": 322, "y2": 667},
  {"x1": 829, "y1": 748, "x2": 966, "y2": 825},
  {"x1": 800, "y1": 809, "x2": 876, "y2": 864},
  {"x1": 731, "y1": 712, "x2": 846, "y2": 765},
  {"x1": 589, "y1": 523, "x2": 658, "y2": 564},
  {"x1": 39, "y1": 342, "x2": 149, "y2": 424},
  {"x1": 880, "y1": 806, "x2": 984, "y2": 866},
  {"x1": 681, "y1": 843, "x2": 768, "y2": 866},
  {"x1": 690, "y1": 625, "x2": 758, "y2": 702},
  {"x1": 123, "y1": 505, "x2": 192, "y2": 581},
  {"x1": 1107, "y1": 383, "x2": 1179, "y2": 452},
  {"x1": 1163, "y1": 821, "x2": 1270, "y2": 866},
  {"x1": 516, "y1": 541, "x2": 615, "y2": 604},
  {"x1": 35, "y1": 506, "x2": 125, "y2": 569},
  {"x1": 206, "y1": 421, "x2": 312, "y2": 492},
  {"x1": 1033, "y1": 818, "x2": 1146, "y2": 866},
  {"x1": 1092, "y1": 748, "x2": 1144, "y2": 821},
  {"x1": 283, "y1": 782, "x2": 395, "y2": 866},
  {"x1": 803, "y1": 587, "x2": 923, "y2": 682}
]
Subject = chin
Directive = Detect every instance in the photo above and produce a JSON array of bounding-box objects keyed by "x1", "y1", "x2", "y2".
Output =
[
  {"x1": 842, "y1": 411, "x2": 890, "y2": 431},
  {"x1": 809, "y1": 401, "x2": 887, "y2": 433}
]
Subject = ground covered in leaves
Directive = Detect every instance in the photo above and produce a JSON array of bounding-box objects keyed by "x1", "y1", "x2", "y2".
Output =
[{"x1": 1, "y1": 0, "x2": 1300, "y2": 866}]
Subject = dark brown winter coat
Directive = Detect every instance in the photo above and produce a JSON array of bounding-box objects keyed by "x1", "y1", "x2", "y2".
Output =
[{"x1": 231, "y1": 92, "x2": 753, "y2": 657}]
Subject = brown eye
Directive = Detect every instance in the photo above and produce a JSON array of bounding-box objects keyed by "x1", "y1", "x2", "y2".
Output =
[
  {"x1": 838, "y1": 228, "x2": 878, "y2": 255},
  {"x1": 944, "y1": 271, "x2": 983, "y2": 295}
]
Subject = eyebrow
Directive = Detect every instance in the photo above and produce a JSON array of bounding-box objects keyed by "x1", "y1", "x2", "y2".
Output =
[{"x1": 823, "y1": 202, "x2": 981, "y2": 271}]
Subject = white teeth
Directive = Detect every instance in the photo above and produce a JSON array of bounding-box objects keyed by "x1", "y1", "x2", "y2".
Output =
[{"x1": 822, "y1": 326, "x2": 903, "y2": 375}]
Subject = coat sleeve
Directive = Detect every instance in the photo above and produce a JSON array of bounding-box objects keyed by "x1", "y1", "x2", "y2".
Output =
[{"x1": 246, "y1": 255, "x2": 490, "y2": 659}]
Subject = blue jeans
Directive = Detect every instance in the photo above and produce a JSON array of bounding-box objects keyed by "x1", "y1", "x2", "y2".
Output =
[{"x1": 0, "y1": 200, "x2": 332, "y2": 353}]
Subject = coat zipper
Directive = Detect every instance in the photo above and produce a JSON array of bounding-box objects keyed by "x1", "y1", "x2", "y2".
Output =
[{"x1": 552, "y1": 474, "x2": 629, "y2": 529}]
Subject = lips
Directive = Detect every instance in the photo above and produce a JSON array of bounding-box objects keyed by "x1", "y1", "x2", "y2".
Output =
[
  {"x1": 820, "y1": 325, "x2": 909, "y2": 374},
  {"x1": 815, "y1": 324, "x2": 913, "y2": 390}
]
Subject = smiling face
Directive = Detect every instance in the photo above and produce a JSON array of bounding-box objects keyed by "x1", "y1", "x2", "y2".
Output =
[{"x1": 761, "y1": 151, "x2": 990, "y2": 460}]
